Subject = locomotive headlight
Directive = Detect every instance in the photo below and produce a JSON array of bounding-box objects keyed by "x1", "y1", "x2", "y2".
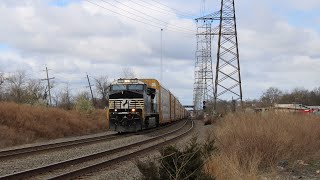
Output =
[
  {"x1": 131, "y1": 108, "x2": 136, "y2": 112},
  {"x1": 114, "y1": 109, "x2": 117, "y2": 112}
]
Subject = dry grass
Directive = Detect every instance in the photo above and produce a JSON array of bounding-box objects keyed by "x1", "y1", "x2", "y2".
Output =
[
  {"x1": 0, "y1": 102, "x2": 108, "y2": 148},
  {"x1": 206, "y1": 112, "x2": 320, "y2": 179}
]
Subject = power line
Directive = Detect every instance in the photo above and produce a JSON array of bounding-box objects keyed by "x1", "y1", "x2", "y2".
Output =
[
  {"x1": 100, "y1": 0, "x2": 195, "y2": 34},
  {"x1": 128, "y1": 0, "x2": 194, "y2": 19},
  {"x1": 109, "y1": 0, "x2": 195, "y2": 33},
  {"x1": 86, "y1": 0, "x2": 162, "y2": 28},
  {"x1": 146, "y1": 0, "x2": 198, "y2": 17},
  {"x1": 100, "y1": 0, "x2": 169, "y2": 28},
  {"x1": 84, "y1": 0, "x2": 194, "y2": 36},
  {"x1": 126, "y1": 0, "x2": 179, "y2": 18}
]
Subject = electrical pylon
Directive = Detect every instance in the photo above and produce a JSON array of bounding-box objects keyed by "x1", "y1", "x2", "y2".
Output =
[
  {"x1": 214, "y1": 0, "x2": 243, "y2": 109},
  {"x1": 193, "y1": 20, "x2": 214, "y2": 111},
  {"x1": 193, "y1": 0, "x2": 243, "y2": 111}
]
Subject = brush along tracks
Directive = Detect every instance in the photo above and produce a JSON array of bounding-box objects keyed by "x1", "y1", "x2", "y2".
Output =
[
  {"x1": 0, "y1": 120, "x2": 181, "y2": 160},
  {"x1": 0, "y1": 120, "x2": 193, "y2": 179}
]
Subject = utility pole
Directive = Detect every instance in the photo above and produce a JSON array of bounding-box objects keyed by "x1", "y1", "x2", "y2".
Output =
[
  {"x1": 86, "y1": 73, "x2": 95, "y2": 105},
  {"x1": 41, "y1": 67, "x2": 54, "y2": 106},
  {"x1": 160, "y1": 28, "x2": 163, "y2": 83}
]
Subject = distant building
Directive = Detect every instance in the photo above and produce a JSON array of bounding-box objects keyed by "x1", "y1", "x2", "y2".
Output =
[{"x1": 274, "y1": 104, "x2": 317, "y2": 114}]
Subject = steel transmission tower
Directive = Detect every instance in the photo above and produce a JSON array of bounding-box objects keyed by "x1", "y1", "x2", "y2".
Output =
[
  {"x1": 193, "y1": 20, "x2": 214, "y2": 110},
  {"x1": 214, "y1": 0, "x2": 243, "y2": 109},
  {"x1": 193, "y1": 0, "x2": 243, "y2": 111}
]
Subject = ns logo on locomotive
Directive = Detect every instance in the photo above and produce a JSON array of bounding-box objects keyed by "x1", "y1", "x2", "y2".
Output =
[{"x1": 107, "y1": 78, "x2": 189, "y2": 133}]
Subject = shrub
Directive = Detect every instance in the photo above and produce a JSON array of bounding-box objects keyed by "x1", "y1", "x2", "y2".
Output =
[
  {"x1": 136, "y1": 161, "x2": 160, "y2": 180},
  {"x1": 137, "y1": 137, "x2": 215, "y2": 180},
  {"x1": 75, "y1": 96, "x2": 94, "y2": 114},
  {"x1": 32, "y1": 99, "x2": 48, "y2": 107}
]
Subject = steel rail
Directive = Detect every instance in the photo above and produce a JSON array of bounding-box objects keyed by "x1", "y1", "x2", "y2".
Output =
[
  {"x1": 50, "y1": 120, "x2": 194, "y2": 180},
  {"x1": 0, "y1": 120, "x2": 192, "y2": 180},
  {"x1": 0, "y1": 120, "x2": 182, "y2": 160},
  {"x1": 0, "y1": 134, "x2": 118, "y2": 159}
]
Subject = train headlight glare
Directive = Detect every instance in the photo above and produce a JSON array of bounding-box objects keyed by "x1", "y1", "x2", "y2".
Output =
[
  {"x1": 114, "y1": 109, "x2": 117, "y2": 112},
  {"x1": 131, "y1": 108, "x2": 136, "y2": 112}
]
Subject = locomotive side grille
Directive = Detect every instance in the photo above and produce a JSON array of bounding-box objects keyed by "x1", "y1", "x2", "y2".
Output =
[
  {"x1": 129, "y1": 99, "x2": 144, "y2": 109},
  {"x1": 109, "y1": 100, "x2": 121, "y2": 109},
  {"x1": 109, "y1": 99, "x2": 144, "y2": 109}
]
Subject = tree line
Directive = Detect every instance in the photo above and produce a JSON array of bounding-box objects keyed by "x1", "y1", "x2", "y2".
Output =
[
  {"x1": 2, "y1": 69, "x2": 318, "y2": 111},
  {"x1": 0, "y1": 68, "x2": 136, "y2": 110},
  {"x1": 249, "y1": 87, "x2": 320, "y2": 108},
  {"x1": 204, "y1": 86, "x2": 320, "y2": 115}
]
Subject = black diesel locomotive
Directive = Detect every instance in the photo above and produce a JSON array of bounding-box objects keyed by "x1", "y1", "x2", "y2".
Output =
[{"x1": 107, "y1": 79, "x2": 189, "y2": 132}]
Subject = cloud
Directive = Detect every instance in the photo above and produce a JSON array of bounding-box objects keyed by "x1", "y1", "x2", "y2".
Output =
[
  {"x1": 0, "y1": 0, "x2": 320, "y2": 105},
  {"x1": 281, "y1": 0, "x2": 320, "y2": 11}
]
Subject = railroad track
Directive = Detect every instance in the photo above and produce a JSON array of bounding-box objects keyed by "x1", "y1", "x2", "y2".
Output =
[
  {"x1": 0, "y1": 133, "x2": 118, "y2": 160},
  {"x1": 0, "y1": 120, "x2": 182, "y2": 160},
  {"x1": 0, "y1": 120, "x2": 193, "y2": 180}
]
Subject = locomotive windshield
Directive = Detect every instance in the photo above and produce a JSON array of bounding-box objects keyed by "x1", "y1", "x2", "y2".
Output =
[
  {"x1": 111, "y1": 85, "x2": 127, "y2": 91},
  {"x1": 128, "y1": 84, "x2": 144, "y2": 91},
  {"x1": 111, "y1": 84, "x2": 144, "y2": 91}
]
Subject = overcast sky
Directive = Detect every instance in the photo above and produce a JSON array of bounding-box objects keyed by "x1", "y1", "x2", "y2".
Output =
[{"x1": 0, "y1": 0, "x2": 320, "y2": 105}]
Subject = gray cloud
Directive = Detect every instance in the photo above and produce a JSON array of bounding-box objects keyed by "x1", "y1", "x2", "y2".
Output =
[{"x1": 0, "y1": 0, "x2": 320, "y2": 105}]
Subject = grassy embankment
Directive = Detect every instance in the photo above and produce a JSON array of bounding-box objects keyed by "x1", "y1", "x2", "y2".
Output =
[
  {"x1": 0, "y1": 102, "x2": 108, "y2": 148},
  {"x1": 206, "y1": 112, "x2": 320, "y2": 179}
]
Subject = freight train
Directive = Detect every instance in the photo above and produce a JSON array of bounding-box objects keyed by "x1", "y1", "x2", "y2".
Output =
[{"x1": 107, "y1": 78, "x2": 189, "y2": 132}]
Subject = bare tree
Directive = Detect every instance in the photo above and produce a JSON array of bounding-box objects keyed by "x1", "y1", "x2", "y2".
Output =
[
  {"x1": 1, "y1": 71, "x2": 46, "y2": 104},
  {"x1": 56, "y1": 84, "x2": 73, "y2": 110},
  {"x1": 6, "y1": 71, "x2": 28, "y2": 103},
  {"x1": 25, "y1": 79, "x2": 46, "y2": 104},
  {"x1": 260, "y1": 87, "x2": 283, "y2": 107},
  {"x1": 0, "y1": 72, "x2": 4, "y2": 86},
  {"x1": 291, "y1": 88, "x2": 310, "y2": 104},
  {"x1": 121, "y1": 67, "x2": 136, "y2": 79},
  {"x1": 95, "y1": 75, "x2": 110, "y2": 108},
  {"x1": 52, "y1": 91, "x2": 59, "y2": 107},
  {"x1": 310, "y1": 87, "x2": 320, "y2": 105},
  {"x1": 0, "y1": 72, "x2": 5, "y2": 100}
]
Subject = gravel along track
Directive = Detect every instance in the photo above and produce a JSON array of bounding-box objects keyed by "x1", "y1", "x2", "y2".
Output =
[
  {"x1": 0, "y1": 120, "x2": 181, "y2": 160},
  {"x1": 0, "y1": 133, "x2": 119, "y2": 159},
  {"x1": 0, "y1": 120, "x2": 189, "y2": 179},
  {"x1": 88, "y1": 119, "x2": 213, "y2": 180},
  {"x1": 48, "y1": 121, "x2": 193, "y2": 180}
]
